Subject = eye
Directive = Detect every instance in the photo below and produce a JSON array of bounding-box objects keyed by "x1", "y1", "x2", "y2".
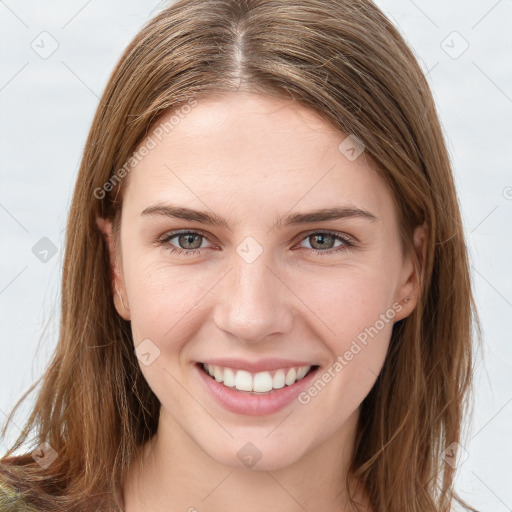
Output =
[
  {"x1": 157, "y1": 230, "x2": 213, "y2": 256},
  {"x1": 156, "y1": 229, "x2": 355, "y2": 257},
  {"x1": 294, "y1": 231, "x2": 355, "y2": 255}
]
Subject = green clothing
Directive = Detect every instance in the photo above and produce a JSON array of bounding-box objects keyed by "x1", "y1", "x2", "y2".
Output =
[{"x1": 0, "y1": 479, "x2": 37, "y2": 511}]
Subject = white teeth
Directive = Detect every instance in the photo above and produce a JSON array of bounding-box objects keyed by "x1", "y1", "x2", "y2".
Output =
[
  {"x1": 213, "y1": 366, "x2": 223, "y2": 382},
  {"x1": 284, "y1": 367, "x2": 297, "y2": 386},
  {"x1": 253, "y1": 371, "x2": 273, "y2": 392},
  {"x1": 202, "y1": 363, "x2": 312, "y2": 392},
  {"x1": 223, "y1": 367, "x2": 236, "y2": 387},
  {"x1": 235, "y1": 370, "x2": 253, "y2": 391},
  {"x1": 296, "y1": 366, "x2": 308, "y2": 380},
  {"x1": 273, "y1": 369, "x2": 285, "y2": 389}
]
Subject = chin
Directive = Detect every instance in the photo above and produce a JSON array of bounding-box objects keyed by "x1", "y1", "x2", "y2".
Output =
[{"x1": 200, "y1": 436, "x2": 308, "y2": 472}]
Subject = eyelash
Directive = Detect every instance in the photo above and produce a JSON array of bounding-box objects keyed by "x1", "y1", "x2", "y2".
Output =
[{"x1": 156, "y1": 229, "x2": 355, "y2": 257}]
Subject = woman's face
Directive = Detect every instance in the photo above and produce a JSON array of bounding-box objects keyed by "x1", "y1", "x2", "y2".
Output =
[{"x1": 102, "y1": 92, "x2": 422, "y2": 470}]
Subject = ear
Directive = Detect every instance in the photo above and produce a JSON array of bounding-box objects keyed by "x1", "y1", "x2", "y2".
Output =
[
  {"x1": 393, "y1": 222, "x2": 428, "y2": 322},
  {"x1": 96, "y1": 216, "x2": 131, "y2": 321}
]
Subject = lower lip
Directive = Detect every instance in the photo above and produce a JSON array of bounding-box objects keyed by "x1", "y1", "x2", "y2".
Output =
[{"x1": 195, "y1": 363, "x2": 320, "y2": 416}]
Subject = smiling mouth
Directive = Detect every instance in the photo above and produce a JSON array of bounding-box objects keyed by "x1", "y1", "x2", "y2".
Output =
[{"x1": 197, "y1": 362, "x2": 319, "y2": 394}]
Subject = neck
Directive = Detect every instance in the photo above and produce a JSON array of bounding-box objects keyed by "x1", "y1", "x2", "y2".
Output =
[{"x1": 121, "y1": 407, "x2": 370, "y2": 512}]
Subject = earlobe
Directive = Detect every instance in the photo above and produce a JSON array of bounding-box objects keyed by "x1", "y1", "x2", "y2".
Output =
[{"x1": 96, "y1": 216, "x2": 131, "y2": 321}]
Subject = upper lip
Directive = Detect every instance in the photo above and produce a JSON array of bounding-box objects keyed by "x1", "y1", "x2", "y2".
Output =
[{"x1": 199, "y1": 358, "x2": 318, "y2": 373}]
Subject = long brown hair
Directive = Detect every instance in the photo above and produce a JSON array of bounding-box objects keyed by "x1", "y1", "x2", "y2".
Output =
[{"x1": 1, "y1": 1, "x2": 480, "y2": 510}]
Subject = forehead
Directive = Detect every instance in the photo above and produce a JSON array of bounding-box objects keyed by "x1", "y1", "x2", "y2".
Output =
[{"x1": 122, "y1": 92, "x2": 396, "y2": 224}]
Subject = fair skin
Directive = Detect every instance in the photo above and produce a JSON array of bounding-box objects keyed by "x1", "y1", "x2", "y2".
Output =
[{"x1": 97, "y1": 92, "x2": 426, "y2": 512}]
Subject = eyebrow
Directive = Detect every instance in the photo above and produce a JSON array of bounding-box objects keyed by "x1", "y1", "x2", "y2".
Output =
[{"x1": 140, "y1": 203, "x2": 378, "y2": 230}]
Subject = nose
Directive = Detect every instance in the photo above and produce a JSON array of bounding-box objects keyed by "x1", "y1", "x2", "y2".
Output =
[{"x1": 212, "y1": 249, "x2": 294, "y2": 344}]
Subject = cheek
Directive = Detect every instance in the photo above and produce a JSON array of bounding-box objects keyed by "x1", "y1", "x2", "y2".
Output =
[
  {"x1": 294, "y1": 271, "x2": 396, "y2": 425},
  {"x1": 295, "y1": 264, "x2": 397, "y2": 401},
  {"x1": 296, "y1": 263, "x2": 398, "y2": 341},
  {"x1": 126, "y1": 259, "x2": 217, "y2": 343}
]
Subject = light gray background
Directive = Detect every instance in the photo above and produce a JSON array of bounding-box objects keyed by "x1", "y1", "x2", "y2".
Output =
[{"x1": 1, "y1": 1, "x2": 511, "y2": 510}]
